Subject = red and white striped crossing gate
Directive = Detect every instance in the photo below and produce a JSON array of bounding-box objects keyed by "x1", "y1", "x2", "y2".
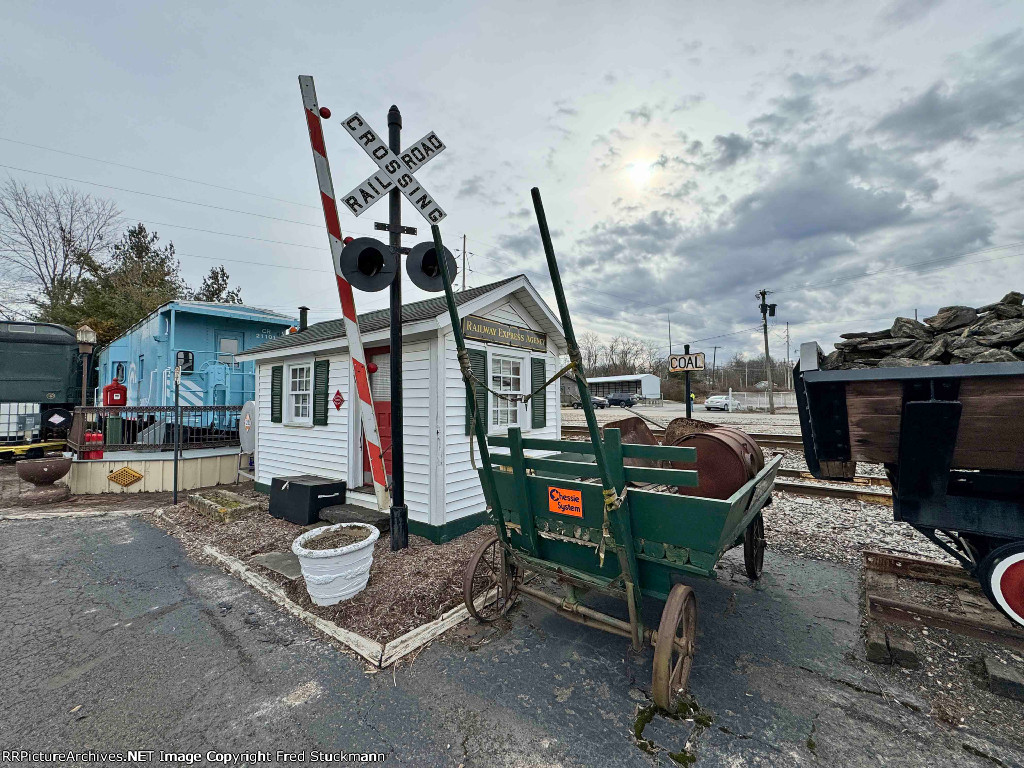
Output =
[{"x1": 298, "y1": 75, "x2": 390, "y2": 513}]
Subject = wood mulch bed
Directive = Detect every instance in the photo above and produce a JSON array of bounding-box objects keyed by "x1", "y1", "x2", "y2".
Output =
[{"x1": 150, "y1": 493, "x2": 492, "y2": 644}]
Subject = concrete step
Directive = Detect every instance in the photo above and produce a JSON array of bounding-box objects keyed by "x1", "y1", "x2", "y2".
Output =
[{"x1": 320, "y1": 503, "x2": 390, "y2": 533}]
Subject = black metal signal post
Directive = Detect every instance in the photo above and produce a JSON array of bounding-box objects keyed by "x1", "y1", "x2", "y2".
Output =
[{"x1": 387, "y1": 105, "x2": 409, "y2": 551}]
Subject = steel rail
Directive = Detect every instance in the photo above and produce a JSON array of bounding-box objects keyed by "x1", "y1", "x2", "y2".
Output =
[
  {"x1": 775, "y1": 480, "x2": 892, "y2": 505},
  {"x1": 777, "y1": 468, "x2": 890, "y2": 488}
]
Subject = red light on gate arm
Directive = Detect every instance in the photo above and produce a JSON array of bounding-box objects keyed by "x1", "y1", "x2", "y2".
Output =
[
  {"x1": 367, "y1": 362, "x2": 378, "y2": 374},
  {"x1": 319, "y1": 107, "x2": 331, "y2": 119},
  {"x1": 343, "y1": 236, "x2": 354, "y2": 245}
]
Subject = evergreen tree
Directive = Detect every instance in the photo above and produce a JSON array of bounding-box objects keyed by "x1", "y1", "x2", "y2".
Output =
[
  {"x1": 76, "y1": 224, "x2": 189, "y2": 344},
  {"x1": 191, "y1": 265, "x2": 242, "y2": 304}
]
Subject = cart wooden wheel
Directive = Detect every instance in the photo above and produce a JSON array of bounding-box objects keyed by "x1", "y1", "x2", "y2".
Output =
[
  {"x1": 743, "y1": 512, "x2": 765, "y2": 580},
  {"x1": 652, "y1": 584, "x2": 697, "y2": 711},
  {"x1": 979, "y1": 541, "x2": 1024, "y2": 628},
  {"x1": 463, "y1": 533, "x2": 519, "y2": 622}
]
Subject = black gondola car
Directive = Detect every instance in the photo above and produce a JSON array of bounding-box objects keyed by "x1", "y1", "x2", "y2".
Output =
[
  {"x1": 0, "y1": 321, "x2": 81, "y2": 449},
  {"x1": 794, "y1": 342, "x2": 1024, "y2": 628}
]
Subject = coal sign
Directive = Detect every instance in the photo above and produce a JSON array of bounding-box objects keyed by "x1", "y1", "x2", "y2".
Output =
[{"x1": 669, "y1": 352, "x2": 706, "y2": 372}]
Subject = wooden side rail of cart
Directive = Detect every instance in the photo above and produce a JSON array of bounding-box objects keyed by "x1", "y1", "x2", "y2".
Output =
[{"x1": 462, "y1": 425, "x2": 781, "y2": 709}]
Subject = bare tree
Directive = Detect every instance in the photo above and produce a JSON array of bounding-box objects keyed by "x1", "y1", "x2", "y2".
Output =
[
  {"x1": 0, "y1": 179, "x2": 120, "y2": 320},
  {"x1": 577, "y1": 332, "x2": 603, "y2": 373}
]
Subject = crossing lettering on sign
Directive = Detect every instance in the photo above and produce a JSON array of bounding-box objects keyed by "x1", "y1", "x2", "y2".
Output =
[
  {"x1": 669, "y1": 352, "x2": 706, "y2": 372},
  {"x1": 339, "y1": 113, "x2": 447, "y2": 223},
  {"x1": 341, "y1": 131, "x2": 446, "y2": 218}
]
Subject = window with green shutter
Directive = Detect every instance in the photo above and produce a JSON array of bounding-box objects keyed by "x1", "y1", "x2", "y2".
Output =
[
  {"x1": 270, "y1": 365, "x2": 283, "y2": 423},
  {"x1": 312, "y1": 359, "x2": 330, "y2": 426},
  {"x1": 465, "y1": 347, "x2": 487, "y2": 435},
  {"x1": 531, "y1": 357, "x2": 547, "y2": 429}
]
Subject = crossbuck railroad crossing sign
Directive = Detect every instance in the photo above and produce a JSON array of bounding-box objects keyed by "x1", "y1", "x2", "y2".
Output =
[
  {"x1": 340, "y1": 113, "x2": 447, "y2": 224},
  {"x1": 668, "y1": 352, "x2": 706, "y2": 372}
]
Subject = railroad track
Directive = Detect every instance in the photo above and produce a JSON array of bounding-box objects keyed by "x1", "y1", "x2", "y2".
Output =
[
  {"x1": 863, "y1": 550, "x2": 1024, "y2": 650},
  {"x1": 561, "y1": 424, "x2": 804, "y2": 450},
  {"x1": 776, "y1": 467, "x2": 890, "y2": 488},
  {"x1": 774, "y1": 480, "x2": 892, "y2": 505}
]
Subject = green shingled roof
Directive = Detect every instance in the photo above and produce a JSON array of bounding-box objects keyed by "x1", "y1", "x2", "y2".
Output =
[{"x1": 242, "y1": 275, "x2": 523, "y2": 356}]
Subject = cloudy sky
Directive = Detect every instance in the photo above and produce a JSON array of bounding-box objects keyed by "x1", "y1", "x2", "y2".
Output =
[{"x1": 2, "y1": 0, "x2": 1023, "y2": 360}]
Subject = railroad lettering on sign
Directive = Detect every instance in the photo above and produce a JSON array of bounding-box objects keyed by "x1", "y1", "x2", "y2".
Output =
[
  {"x1": 339, "y1": 113, "x2": 447, "y2": 224},
  {"x1": 548, "y1": 486, "x2": 584, "y2": 517},
  {"x1": 669, "y1": 352, "x2": 706, "y2": 372}
]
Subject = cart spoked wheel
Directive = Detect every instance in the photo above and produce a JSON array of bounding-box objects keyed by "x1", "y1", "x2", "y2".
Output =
[
  {"x1": 979, "y1": 541, "x2": 1024, "y2": 628},
  {"x1": 743, "y1": 512, "x2": 765, "y2": 580},
  {"x1": 463, "y1": 533, "x2": 519, "y2": 622},
  {"x1": 652, "y1": 584, "x2": 697, "y2": 711}
]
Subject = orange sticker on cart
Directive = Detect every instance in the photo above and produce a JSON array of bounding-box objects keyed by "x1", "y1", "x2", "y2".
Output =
[{"x1": 548, "y1": 486, "x2": 583, "y2": 517}]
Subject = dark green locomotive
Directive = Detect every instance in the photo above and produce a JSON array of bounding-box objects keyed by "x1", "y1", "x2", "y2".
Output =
[
  {"x1": 0, "y1": 321, "x2": 81, "y2": 404},
  {"x1": 0, "y1": 322, "x2": 81, "y2": 447}
]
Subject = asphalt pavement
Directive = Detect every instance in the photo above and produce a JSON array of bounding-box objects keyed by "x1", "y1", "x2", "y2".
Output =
[{"x1": 1, "y1": 514, "x2": 1021, "y2": 767}]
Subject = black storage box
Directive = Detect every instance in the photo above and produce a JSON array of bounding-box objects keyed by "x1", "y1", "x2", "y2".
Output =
[{"x1": 269, "y1": 475, "x2": 347, "y2": 525}]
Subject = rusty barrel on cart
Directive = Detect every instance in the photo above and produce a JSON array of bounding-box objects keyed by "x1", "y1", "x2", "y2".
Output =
[{"x1": 668, "y1": 427, "x2": 765, "y2": 499}]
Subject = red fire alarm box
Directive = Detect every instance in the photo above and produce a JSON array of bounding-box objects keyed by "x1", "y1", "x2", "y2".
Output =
[{"x1": 102, "y1": 378, "x2": 127, "y2": 406}]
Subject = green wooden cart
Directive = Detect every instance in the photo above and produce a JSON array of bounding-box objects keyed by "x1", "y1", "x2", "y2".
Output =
[
  {"x1": 424, "y1": 188, "x2": 781, "y2": 709},
  {"x1": 462, "y1": 428, "x2": 781, "y2": 709}
]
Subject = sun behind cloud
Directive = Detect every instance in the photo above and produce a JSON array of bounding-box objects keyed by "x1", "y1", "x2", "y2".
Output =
[{"x1": 627, "y1": 159, "x2": 655, "y2": 188}]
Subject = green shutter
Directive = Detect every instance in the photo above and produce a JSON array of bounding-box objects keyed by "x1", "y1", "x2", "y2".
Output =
[
  {"x1": 531, "y1": 357, "x2": 547, "y2": 429},
  {"x1": 270, "y1": 365, "x2": 283, "y2": 423},
  {"x1": 312, "y1": 359, "x2": 330, "y2": 426},
  {"x1": 466, "y1": 348, "x2": 487, "y2": 435}
]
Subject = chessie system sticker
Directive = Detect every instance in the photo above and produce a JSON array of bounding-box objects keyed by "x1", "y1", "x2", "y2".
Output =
[{"x1": 548, "y1": 486, "x2": 583, "y2": 517}]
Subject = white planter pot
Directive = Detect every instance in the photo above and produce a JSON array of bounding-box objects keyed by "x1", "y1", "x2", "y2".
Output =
[{"x1": 292, "y1": 523, "x2": 380, "y2": 606}]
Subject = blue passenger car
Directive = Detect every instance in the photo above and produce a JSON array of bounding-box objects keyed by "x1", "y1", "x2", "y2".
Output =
[{"x1": 96, "y1": 302, "x2": 296, "y2": 408}]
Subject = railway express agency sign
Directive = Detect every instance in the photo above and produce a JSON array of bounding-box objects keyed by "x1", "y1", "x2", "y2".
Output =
[
  {"x1": 669, "y1": 352, "x2": 706, "y2": 372},
  {"x1": 462, "y1": 316, "x2": 547, "y2": 352},
  {"x1": 340, "y1": 112, "x2": 447, "y2": 223}
]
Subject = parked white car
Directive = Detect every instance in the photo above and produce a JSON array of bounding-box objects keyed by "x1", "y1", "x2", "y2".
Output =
[{"x1": 704, "y1": 395, "x2": 743, "y2": 412}]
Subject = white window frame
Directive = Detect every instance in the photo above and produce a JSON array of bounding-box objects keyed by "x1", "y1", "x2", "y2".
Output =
[
  {"x1": 487, "y1": 349, "x2": 528, "y2": 434},
  {"x1": 286, "y1": 361, "x2": 313, "y2": 425}
]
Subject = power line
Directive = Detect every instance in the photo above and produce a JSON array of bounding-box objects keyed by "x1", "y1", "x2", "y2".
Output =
[
  {"x1": 0, "y1": 162, "x2": 328, "y2": 230},
  {"x1": 0, "y1": 136, "x2": 318, "y2": 209}
]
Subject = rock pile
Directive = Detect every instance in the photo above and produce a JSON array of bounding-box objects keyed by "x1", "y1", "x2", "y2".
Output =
[{"x1": 822, "y1": 291, "x2": 1024, "y2": 370}]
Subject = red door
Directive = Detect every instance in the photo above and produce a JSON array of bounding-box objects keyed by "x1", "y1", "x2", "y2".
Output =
[{"x1": 362, "y1": 348, "x2": 392, "y2": 485}]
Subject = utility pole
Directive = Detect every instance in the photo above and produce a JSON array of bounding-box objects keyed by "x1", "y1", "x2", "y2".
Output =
[
  {"x1": 758, "y1": 289, "x2": 776, "y2": 414},
  {"x1": 461, "y1": 234, "x2": 467, "y2": 291},
  {"x1": 684, "y1": 344, "x2": 692, "y2": 419},
  {"x1": 785, "y1": 322, "x2": 791, "y2": 390},
  {"x1": 667, "y1": 312, "x2": 672, "y2": 355},
  {"x1": 710, "y1": 345, "x2": 721, "y2": 391},
  {"x1": 387, "y1": 104, "x2": 408, "y2": 551}
]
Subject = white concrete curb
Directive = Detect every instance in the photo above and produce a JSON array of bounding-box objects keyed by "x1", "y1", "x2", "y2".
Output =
[{"x1": 153, "y1": 510, "x2": 479, "y2": 668}]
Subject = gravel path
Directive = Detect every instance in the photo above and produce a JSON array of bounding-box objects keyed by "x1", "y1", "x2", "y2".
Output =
[{"x1": 762, "y1": 490, "x2": 954, "y2": 566}]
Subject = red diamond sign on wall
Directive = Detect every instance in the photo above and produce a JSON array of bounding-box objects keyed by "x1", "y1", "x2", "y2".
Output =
[{"x1": 333, "y1": 390, "x2": 345, "y2": 410}]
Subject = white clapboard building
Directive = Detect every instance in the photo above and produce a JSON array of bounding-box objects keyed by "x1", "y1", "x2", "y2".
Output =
[{"x1": 237, "y1": 275, "x2": 566, "y2": 542}]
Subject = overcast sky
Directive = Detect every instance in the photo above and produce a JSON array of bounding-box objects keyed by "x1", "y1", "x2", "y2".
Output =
[{"x1": 2, "y1": 0, "x2": 1023, "y2": 361}]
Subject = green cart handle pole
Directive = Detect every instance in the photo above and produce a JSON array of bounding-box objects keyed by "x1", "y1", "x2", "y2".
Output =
[
  {"x1": 530, "y1": 188, "x2": 618, "y2": 506},
  {"x1": 430, "y1": 225, "x2": 509, "y2": 547},
  {"x1": 531, "y1": 188, "x2": 645, "y2": 649}
]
